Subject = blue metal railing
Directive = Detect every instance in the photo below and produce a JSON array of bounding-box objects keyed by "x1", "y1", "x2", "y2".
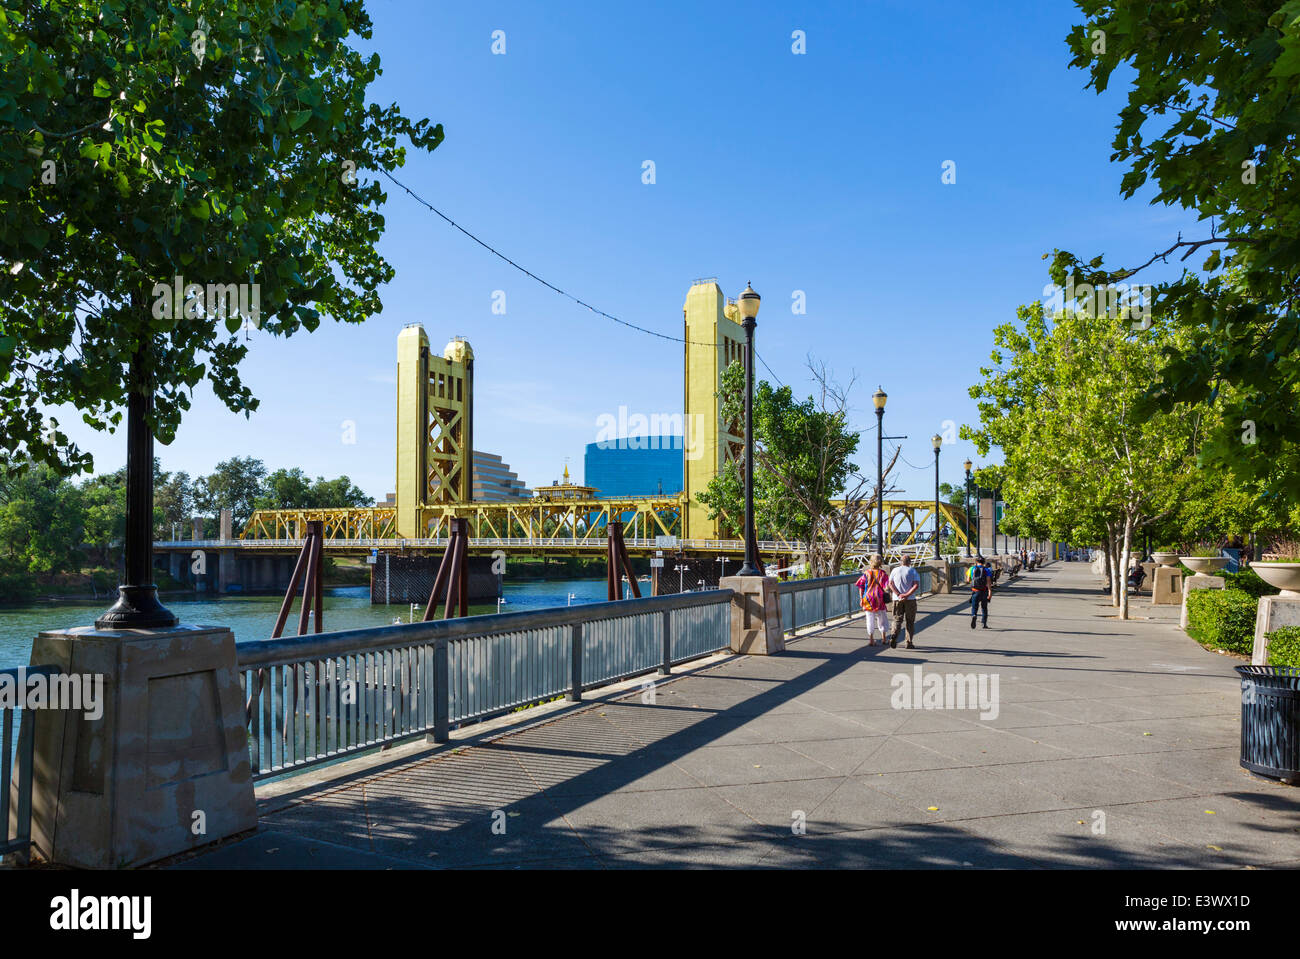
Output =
[
  {"x1": 2, "y1": 665, "x2": 60, "y2": 863},
  {"x1": 234, "y1": 589, "x2": 734, "y2": 781},
  {"x1": 775, "y1": 574, "x2": 861, "y2": 634}
]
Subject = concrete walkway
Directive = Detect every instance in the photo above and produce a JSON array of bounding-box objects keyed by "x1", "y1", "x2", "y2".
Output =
[{"x1": 174, "y1": 562, "x2": 1300, "y2": 869}]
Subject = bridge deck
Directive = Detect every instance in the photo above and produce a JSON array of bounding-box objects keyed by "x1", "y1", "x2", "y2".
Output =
[{"x1": 168, "y1": 562, "x2": 1296, "y2": 869}]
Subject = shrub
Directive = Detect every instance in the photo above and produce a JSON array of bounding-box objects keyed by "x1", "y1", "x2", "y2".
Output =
[
  {"x1": 1266, "y1": 626, "x2": 1300, "y2": 668},
  {"x1": 1185, "y1": 588, "x2": 1258, "y2": 655},
  {"x1": 1221, "y1": 567, "x2": 1278, "y2": 598}
]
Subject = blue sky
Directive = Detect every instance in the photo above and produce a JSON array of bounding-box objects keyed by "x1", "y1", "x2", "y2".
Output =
[{"x1": 54, "y1": 0, "x2": 1200, "y2": 503}]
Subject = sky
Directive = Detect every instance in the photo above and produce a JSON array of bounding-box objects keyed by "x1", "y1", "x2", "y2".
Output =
[{"x1": 49, "y1": 0, "x2": 1202, "y2": 503}]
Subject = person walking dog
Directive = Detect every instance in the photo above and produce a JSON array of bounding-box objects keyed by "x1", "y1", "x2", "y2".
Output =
[
  {"x1": 856, "y1": 553, "x2": 890, "y2": 646},
  {"x1": 887, "y1": 554, "x2": 922, "y2": 649},
  {"x1": 968, "y1": 555, "x2": 994, "y2": 629}
]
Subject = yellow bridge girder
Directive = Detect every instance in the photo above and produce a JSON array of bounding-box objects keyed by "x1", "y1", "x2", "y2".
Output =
[{"x1": 239, "y1": 498, "x2": 972, "y2": 553}]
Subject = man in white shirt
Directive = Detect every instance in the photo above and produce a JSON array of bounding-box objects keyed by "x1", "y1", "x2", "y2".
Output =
[
  {"x1": 887, "y1": 555, "x2": 922, "y2": 649},
  {"x1": 1028, "y1": 549, "x2": 1038, "y2": 570}
]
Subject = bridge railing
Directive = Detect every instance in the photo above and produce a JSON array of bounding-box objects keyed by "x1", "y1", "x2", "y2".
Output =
[
  {"x1": 775, "y1": 574, "x2": 861, "y2": 634},
  {"x1": 2, "y1": 665, "x2": 61, "y2": 864},
  {"x1": 233, "y1": 589, "x2": 733, "y2": 781},
  {"x1": 157, "y1": 537, "x2": 805, "y2": 551}
]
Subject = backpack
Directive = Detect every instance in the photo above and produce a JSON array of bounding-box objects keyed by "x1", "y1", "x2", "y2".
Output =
[{"x1": 971, "y1": 565, "x2": 989, "y2": 590}]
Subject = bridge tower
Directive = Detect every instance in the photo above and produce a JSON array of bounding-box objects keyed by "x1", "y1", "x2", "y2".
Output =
[
  {"x1": 683, "y1": 279, "x2": 746, "y2": 540},
  {"x1": 395, "y1": 325, "x2": 474, "y2": 538}
]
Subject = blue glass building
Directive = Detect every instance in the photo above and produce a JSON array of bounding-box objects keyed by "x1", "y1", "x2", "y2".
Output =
[{"x1": 584, "y1": 439, "x2": 684, "y2": 497}]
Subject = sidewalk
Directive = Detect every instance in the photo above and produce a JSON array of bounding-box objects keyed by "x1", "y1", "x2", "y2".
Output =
[{"x1": 172, "y1": 563, "x2": 1300, "y2": 869}]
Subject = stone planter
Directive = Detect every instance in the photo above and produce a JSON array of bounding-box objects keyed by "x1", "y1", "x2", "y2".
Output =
[
  {"x1": 1181, "y1": 556, "x2": 1229, "y2": 574},
  {"x1": 1151, "y1": 551, "x2": 1181, "y2": 567},
  {"x1": 1252, "y1": 562, "x2": 1300, "y2": 599}
]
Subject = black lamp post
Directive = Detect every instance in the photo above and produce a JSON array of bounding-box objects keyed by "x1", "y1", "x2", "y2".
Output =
[
  {"x1": 932, "y1": 434, "x2": 942, "y2": 560},
  {"x1": 991, "y1": 485, "x2": 999, "y2": 556},
  {"x1": 736, "y1": 282, "x2": 762, "y2": 577},
  {"x1": 95, "y1": 353, "x2": 178, "y2": 629},
  {"x1": 963, "y1": 458, "x2": 973, "y2": 558},
  {"x1": 873, "y1": 388, "x2": 887, "y2": 554}
]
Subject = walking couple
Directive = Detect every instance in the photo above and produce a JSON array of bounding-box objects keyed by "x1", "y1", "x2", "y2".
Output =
[{"x1": 856, "y1": 554, "x2": 922, "y2": 649}]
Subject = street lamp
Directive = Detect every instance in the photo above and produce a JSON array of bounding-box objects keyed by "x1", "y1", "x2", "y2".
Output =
[
  {"x1": 963, "y1": 458, "x2": 973, "y2": 557},
  {"x1": 931, "y1": 434, "x2": 943, "y2": 560},
  {"x1": 736, "y1": 282, "x2": 762, "y2": 576},
  {"x1": 96, "y1": 375, "x2": 177, "y2": 629},
  {"x1": 873, "y1": 388, "x2": 887, "y2": 554}
]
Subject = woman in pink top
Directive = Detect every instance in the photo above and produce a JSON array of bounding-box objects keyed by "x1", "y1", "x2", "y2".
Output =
[{"x1": 856, "y1": 553, "x2": 890, "y2": 645}]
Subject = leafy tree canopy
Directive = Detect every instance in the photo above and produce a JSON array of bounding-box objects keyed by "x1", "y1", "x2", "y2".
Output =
[
  {"x1": 0, "y1": 0, "x2": 443, "y2": 476},
  {"x1": 1055, "y1": 0, "x2": 1300, "y2": 495}
]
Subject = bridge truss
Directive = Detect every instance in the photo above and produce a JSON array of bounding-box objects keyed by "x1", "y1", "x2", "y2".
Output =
[{"x1": 239, "y1": 498, "x2": 973, "y2": 556}]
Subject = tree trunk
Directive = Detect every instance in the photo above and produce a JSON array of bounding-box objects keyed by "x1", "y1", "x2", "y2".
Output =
[
  {"x1": 1119, "y1": 513, "x2": 1134, "y2": 621},
  {"x1": 1106, "y1": 524, "x2": 1121, "y2": 607}
]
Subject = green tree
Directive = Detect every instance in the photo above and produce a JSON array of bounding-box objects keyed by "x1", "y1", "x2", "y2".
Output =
[
  {"x1": 698, "y1": 361, "x2": 893, "y2": 576},
  {"x1": 254, "y1": 467, "x2": 372, "y2": 510},
  {"x1": 966, "y1": 301, "x2": 1204, "y2": 618},
  {"x1": 193, "y1": 456, "x2": 266, "y2": 531},
  {"x1": 0, "y1": 0, "x2": 444, "y2": 476},
  {"x1": 0, "y1": 462, "x2": 84, "y2": 580},
  {"x1": 153, "y1": 464, "x2": 192, "y2": 539},
  {"x1": 1054, "y1": 0, "x2": 1300, "y2": 497},
  {"x1": 79, "y1": 468, "x2": 126, "y2": 562}
]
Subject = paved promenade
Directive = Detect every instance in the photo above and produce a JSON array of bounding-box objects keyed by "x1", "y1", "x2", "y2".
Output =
[{"x1": 174, "y1": 562, "x2": 1300, "y2": 869}]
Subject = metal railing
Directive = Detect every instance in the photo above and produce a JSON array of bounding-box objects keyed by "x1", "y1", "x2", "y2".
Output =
[
  {"x1": 234, "y1": 589, "x2": 733, "y2": 781},
  {"x1": 158, "y1": 537, "x2": 805, "y2": 552},
  {"x1": 2, "y1": 665, "x2": 60, "y2": 863},
  {"x1": 775, "y1": 574, "x2": 862, "y2": 634}
]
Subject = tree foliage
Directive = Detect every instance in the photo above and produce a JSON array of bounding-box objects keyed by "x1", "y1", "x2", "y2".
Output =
[
  {"x1": 0, "y1": 0, "x2": 443, "y2": 476},
  {"x1": 698, "y1": 360, "x2": 896, "y2": 576},
  {"x1": 1055, "y1": 0, "x2": 1300, "y2": 495}
]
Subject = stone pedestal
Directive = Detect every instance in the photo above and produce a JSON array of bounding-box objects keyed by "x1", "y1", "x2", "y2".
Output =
[
  {"x1": 1151, "y1": 566, "x2": 1183, "y2": 605},
  {"x1": 1180, "y1": 574, "x2": 1224, "y2": 629},
  {"x1": 721, "y1": 576, "x2": 785, "y2": 655},
  {"x1": 22, "y1": 624, "x2": 257, "y2": 868},
  {"x1": 1251, "y1": 596, "x2": 1300, "y2": 665}
]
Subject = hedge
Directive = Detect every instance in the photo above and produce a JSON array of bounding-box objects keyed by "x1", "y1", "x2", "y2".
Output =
[
  {"x1": 1220, "y1": 567, "x2": 1278, "y2": 599},
  {"x1": 1266, "y1": 626, "x2": 1300, "y2": 668},
  {"x1": 1185, "y1": 588, "x2": 1258, "y2": 655}
]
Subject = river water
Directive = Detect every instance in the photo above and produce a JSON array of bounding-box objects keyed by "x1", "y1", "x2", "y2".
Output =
[{"x1": 0, "y1": 578, "x2": 618, "y2": 668}]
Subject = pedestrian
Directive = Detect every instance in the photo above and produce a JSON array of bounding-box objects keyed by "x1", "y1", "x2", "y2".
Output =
[
  {"x1": 967, "y1": 554, "x2": 994, "y2": 629},
  {"x1": 887, "y1": 554, "x2": 922, "y2": 649},
  {"x1": 855, "y1": 553, "x2": 890, "y2": 646},
  {"x1": 1028, "y1": 548, "x2": 1038, "y2": 570}
]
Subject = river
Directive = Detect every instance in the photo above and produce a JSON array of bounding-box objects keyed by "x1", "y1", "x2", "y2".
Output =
[{"x1": 0, "y1": 578, "x2": 619, "y2": 668}]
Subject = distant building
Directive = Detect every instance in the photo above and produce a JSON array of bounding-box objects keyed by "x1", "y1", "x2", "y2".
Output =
[
  {"x1": 471, "y1": 451, "x2": 531, "y2": 501},
  {"x1": 584, "y1": 439, "x2": 684, "y2": 498},
  {"x1": 421, "y1": 450, "x2": 529, "y2": 502}
]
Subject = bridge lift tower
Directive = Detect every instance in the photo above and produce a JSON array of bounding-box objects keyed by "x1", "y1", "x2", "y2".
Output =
[{"x1": 395, "y1": 324, "x2": 474, "y2": 538}]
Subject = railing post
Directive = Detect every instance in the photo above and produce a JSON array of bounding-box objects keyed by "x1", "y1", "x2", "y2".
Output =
[
  {"x1": 433, "y1": 637, "x2": 449, "y2": 743},
  {"x1": 568, "y1": 622, "x2": 583, "y2": 702},
  {"x1": 659, "y1": 608, "x2": 672, "y2": 676},
  {"x1": 13, "y1": 709, "x2": 34, "y2": 866},
  {"x1": 821, "y1": 586, "x2": 828, "y2": 625}
]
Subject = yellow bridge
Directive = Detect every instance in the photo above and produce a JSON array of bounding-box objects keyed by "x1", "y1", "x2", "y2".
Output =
[{"x1": 234, "y1": 280, "x2": 976, "y2": 561}]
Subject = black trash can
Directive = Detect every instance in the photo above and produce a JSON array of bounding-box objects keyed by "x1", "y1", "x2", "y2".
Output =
[{"x1": 1236, "y1": 665, "x2": 1300, "y2": 783}]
